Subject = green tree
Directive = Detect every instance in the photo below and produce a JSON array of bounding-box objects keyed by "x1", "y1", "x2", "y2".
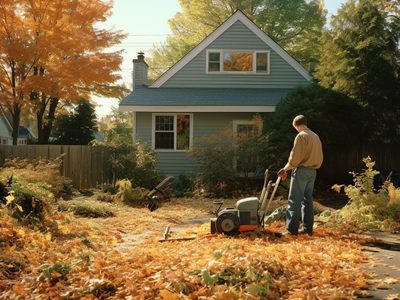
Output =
[
  {"x1": 255, "y1": 0, "x2": 326, "y2": 66},
  {"x1": 98, "y1": 83, "x2": 132, "y2": 145},
  {"x1": 263, "y1": 83, "x2": 362, "y2": 169},
  {"x1": 53, "y1": 99, "x2": 97, "y2": 145},
  {"x1": 314, "y1": 0, "x2": 400, "y2": 144},
  {"x1": 147, "y1": 0, "x2": 326, "y2": 81},
  {"x1": 103, "y1": 107, "x2": 133, "y2": 146}
]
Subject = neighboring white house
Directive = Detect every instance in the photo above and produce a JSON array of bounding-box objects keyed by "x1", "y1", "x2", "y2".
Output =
[
  {"x1": 0, "y1": 112, "x2": 37, "y2": 145},
  {"x1": 119, "y1": 10, "x2": 312, "y2": 178}
]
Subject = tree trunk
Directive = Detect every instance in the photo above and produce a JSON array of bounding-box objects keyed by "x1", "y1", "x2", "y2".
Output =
[
  {"x1": 36, "y1": 95, "x2": 47, "y2": 144},
  {"x1": 42, "y1": 97, "x2": 59, "y2": 143},
  {"x1": 12, "y1": 105, "x2": 20, "y2": 146}
]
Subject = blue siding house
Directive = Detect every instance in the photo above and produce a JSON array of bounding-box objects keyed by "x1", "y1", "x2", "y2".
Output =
[{"x1": 119, "y1": 10, "x2": 311, "y2": 178}]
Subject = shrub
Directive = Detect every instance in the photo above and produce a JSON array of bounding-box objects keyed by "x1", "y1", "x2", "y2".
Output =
[
  {"x1": 96, "y1": 193, "x2": 113, "y2": 203},
  {"x1": 102, "y1": 183, "x2": 118, "y2": 195},
  {"x1": 93, "y1": 140, "x2": 162, "y2": 190},
  {"x1": 172, "y1": 173, "x2": 195, "y2": 198},
  {"x1": 2, "y1": 177, "x2": 54, "y2": 223},
  {"x1": 115, "y1": 179, "x2": 150, "y2": 206},
  {"x1": 321, "y1": 156, "x2": 400, "y2": 232},
  {"x1": 188, "y1": 115, "x2": 267, "y2": 194},
  {"x1": 1, "y1": 156, "x2": 72, "y2": 198},
  {"x1": 58, "y1": 200, "x2": 114, "y2": 218}
]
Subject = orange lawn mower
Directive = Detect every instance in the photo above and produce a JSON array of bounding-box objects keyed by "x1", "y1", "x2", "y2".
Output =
[{"x1": 210, "y1": 169, "x2": 287, "y2": 236}]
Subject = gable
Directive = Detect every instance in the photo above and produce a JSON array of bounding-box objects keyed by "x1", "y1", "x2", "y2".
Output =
[{"x1": 150, "y1": 10, "x2": 311, "y2": 89}]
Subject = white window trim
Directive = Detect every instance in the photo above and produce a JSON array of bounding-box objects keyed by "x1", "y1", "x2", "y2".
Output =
[
  {"x1": 233, "y1": 119, "x2": 262, "y2": 133},
  {"x1": 152, "y1": 113, "x2": 194, "y2": 152},
  {"x1": 206, "y1": 50, "x2": 270, "y2": 75}
]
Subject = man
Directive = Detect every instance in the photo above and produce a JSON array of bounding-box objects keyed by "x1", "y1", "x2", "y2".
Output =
[{"x1": 277, "y1": 115, "x2": 323, "y2": 236}]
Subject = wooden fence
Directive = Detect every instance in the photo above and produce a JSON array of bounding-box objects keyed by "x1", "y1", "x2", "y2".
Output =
[
  {"x1": 0, "y1": 145, "x2": 113, "y2": 190},
  {"x1": 0, "y1": 144, "x2": 399, "y2": 190},
  {"x1": 318, "y1": 145, "x2": 400, "y2": 185}
]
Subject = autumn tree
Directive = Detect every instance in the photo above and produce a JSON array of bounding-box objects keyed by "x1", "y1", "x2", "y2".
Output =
[
  {"x1": 314, "y1": 0, "x2": 400, "y2": 144},
  {"x1": 0, "y1": 0, "x2": 127, "y2": 144},
  {"x1": 147, "y1": 0, "x2": 326, "y2": 81}
]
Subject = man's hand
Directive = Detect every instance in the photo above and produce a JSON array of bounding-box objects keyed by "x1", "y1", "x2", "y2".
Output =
[{"x1": 277, "y1": 168, "x2": 286, "y2": 178}]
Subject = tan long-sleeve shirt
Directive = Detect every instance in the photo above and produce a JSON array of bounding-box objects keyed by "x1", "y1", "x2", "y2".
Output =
[{"x1": 288, "y1": 129, "x2": 323, "y2": 169}]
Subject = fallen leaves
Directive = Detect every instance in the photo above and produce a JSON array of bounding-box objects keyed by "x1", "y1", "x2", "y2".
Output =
[
  {"x1": 384, "y1": 294, "x2": 400, "y2": 300},
  {"x1": 0, "y1": 197, "x2": 399, "y2": 299}
]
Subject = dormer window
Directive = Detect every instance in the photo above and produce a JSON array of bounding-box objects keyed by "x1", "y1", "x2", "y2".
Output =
[{"x1": 206, "y1": 50, "x2": 270, "y2": 74}]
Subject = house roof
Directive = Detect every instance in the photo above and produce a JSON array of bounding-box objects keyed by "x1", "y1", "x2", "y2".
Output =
[
  {"x1": 93, "y1": 131, "x2": 104, "y2": 142},
  {"x1": 18, "y1": 127, "x2": 37, "y2": 139},
  {"x1": 150, "y1": 10, "x2": 311, "y2": 88},
  {"x1": 119, "y1": 88, "x2": 292, "y2": 112}
]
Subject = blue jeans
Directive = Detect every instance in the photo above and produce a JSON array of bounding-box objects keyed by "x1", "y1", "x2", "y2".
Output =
[{"x1": 286, "y1": 167, "x2": 316, "y2": 234}]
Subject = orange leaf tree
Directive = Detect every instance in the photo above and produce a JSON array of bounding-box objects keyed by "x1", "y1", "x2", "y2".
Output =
[{"x1": 0, "y1": 0, "x2": 127, "y2": 144}]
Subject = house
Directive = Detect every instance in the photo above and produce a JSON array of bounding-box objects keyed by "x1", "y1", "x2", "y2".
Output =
[
  {"x1": 17, "y1": 126, "x2": 37, "y2": 145},
  {"x1": 0, "y1": 111, "x2": 37, "y2": 145},
  {"x1": 0, "y1": 113, "x2": 13, "y2": 145},
  {"x1": 119, "y1": 10, "x2": 312, "y2": 179}
]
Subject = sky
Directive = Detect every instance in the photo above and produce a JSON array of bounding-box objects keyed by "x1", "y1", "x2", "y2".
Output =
[{"x1": 93, "y1": 0, "x2": 347, "y2": 118}]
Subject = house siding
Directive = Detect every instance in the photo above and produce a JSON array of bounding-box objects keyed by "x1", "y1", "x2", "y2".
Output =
[
  {"x1": 135, "y1": 112, "x2": 268, "y2": 178},
  {"x1": 0, "y1": 115, "x2": 12, "y2": 145},
  {"x1": 135, "y1": 112, "x2": 152, "y2": 143},
  {"x1": 158, "y1": 20, "x2": 309, "y2": 89}
]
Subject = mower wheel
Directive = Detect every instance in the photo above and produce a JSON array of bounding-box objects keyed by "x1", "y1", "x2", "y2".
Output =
[{"x1": 216, "y1": 212, "x2": 240, "y2": 236}]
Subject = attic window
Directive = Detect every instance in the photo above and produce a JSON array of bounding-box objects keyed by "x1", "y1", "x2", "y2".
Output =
[{"x1": 206, "y1": 50, "x2": 269, "y2": 74}]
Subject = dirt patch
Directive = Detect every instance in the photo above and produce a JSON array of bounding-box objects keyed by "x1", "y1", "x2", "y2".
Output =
[{"x1": 314, "y1": 189, "x2": 349, "y2": 210}]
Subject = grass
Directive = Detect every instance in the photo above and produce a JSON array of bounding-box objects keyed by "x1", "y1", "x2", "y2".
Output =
[{"x1": 58, "y1": 198, "x2": 115, "y2": 218}]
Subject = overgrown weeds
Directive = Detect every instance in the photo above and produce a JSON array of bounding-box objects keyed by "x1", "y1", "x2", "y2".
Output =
[
  {"x1": 319, "y1": 156, "x2": 400, "y2": 232},
  {"x1": 1, "y1": 156, "x2": 73, "y2": 198}
]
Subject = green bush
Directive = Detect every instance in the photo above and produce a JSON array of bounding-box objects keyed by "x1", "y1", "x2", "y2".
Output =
[
  {"x1": 115, "y1": 179, "x2": 150, "y2": 206},
  {"x1": 102, "y1": 183, "x2": 118, "y2": 195},
  {"x1": 321, "y1": 156, "x2": 400, "y2": 232},
  {"x1": 188, "y1": 115, "x2": 267, "y2": 194},
  {"x1": 93, "y1": 140, "x2": 162, "y2": 190},
  {"x1": 3, "y1": 180, "x2": 53, "y2": 222},
  {"x1": 172, "y1": 173, "x2": 195, "y2": 198}
]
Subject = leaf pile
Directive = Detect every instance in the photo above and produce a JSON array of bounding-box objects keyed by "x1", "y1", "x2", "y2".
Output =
[{"x1": 1, "y1": 197, "x2": 399, "y2": 299}]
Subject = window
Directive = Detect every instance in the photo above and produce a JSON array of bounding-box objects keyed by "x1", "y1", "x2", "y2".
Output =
[
  {"x1": 153, "y1": 114, "x2": 192, "y2": 151},
  {"x1": 236, "y1": 124, "x2": 257, "y2": 173},
  {"x1": 207, "y1": 50, "x2": 269, "y2": 74},
  {"x1": 208, "y1": 52, "x2": 220, "y2": 71},
  {"x1": 233, "y1": 120, "x2": 262, "y2": 175}
]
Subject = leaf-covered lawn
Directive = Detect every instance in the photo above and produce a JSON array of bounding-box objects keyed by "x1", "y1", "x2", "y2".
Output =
[{"x1": 1, "y1": 196, "x2": 399, "y2": 299}]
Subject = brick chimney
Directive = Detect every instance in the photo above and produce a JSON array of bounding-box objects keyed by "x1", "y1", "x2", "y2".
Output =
[{"x1": 132, "y1": 52, "x2": 149, "y2": 91}]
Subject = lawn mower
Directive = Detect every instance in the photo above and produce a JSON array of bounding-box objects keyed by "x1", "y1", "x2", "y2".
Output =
[{"x1": 210, "y1": 169, "x2": 286, "y2": 236}]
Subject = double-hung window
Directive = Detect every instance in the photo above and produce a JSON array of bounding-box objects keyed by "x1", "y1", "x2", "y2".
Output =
[
  {"x1": 206, "y1": 50, "x2": 269, "y2": 74},
  {"x1": 153, "y1": 114, "x2": 192, "y2": 151},
  {"x1": 233, "y1": 120, "x2": 261, "y2": 175}
]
